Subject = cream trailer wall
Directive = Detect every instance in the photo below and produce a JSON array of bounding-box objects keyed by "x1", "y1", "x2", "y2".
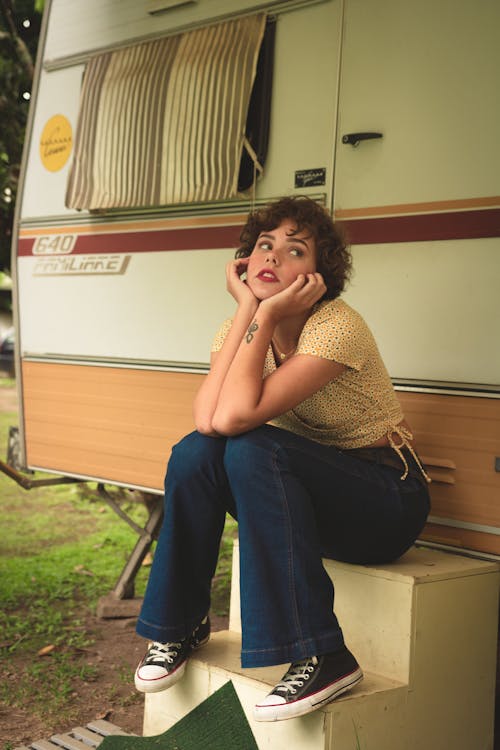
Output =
[
  {"x1": 13, "y1": 0, "x2": 500, "y2": 554},
  {"x1": 335, "y1": 0, "x2": 500, "y2": 389},
  {"x1": 18, "y1": 0, "x2": 342, "y2": 366},
  {"x1": 18, "y1": 0, "x2": 500, "y2": 383}
]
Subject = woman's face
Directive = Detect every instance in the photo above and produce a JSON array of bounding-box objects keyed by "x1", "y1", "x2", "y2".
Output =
[{"x1": 246, "y1": 219, "x2": 317, "y2": 301}]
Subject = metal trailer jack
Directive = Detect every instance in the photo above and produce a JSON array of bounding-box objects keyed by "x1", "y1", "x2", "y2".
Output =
[{"x1": 96, "y1": 485, "x2": 164, "y2": 619}]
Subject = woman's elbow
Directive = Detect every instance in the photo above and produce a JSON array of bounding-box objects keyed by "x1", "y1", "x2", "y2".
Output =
[
  {"x1": 193, "y1": 403, "x2": 216, "y2": 434},
  {"x1": 194, "y1": 416, "x2": 218, "y2": 436},
  {"x1": 194, "y1": 411, "x2": 241, "y2": 437},
  {"x1": 196, "y1": 422, "x2": 213, "y2": 436},
  {"x1": 211, "y1": 409, "x2": 249, "y2": 436}
]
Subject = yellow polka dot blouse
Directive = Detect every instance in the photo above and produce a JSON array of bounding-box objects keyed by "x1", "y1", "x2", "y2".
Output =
[{"x1": 211, "y1": 298, "x2": 404, "y2": 449}]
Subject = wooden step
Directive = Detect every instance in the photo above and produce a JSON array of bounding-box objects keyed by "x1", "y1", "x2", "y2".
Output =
[
  {"x1": 230, "y1": 543, "x2": 499, "y2": 682},
  {"x1": 143, "y1": 629, "x2": 407, "y2": 750},
  {"x1": 143, "y1": 544, "x2": 499, "y2": 748}
]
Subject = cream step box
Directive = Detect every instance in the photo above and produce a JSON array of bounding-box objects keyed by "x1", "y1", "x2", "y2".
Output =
[{"x1": 143, "y1": 542, "x2": 499, "y2": 750}]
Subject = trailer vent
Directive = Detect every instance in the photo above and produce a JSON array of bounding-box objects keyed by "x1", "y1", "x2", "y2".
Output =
[{"x1": 66, "y1": 13, "x2": 270, "y2": 210}]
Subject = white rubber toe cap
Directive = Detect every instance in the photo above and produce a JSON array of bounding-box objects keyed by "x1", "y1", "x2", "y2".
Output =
[
  {"x1": 134, "y1": 661, "x2": 186, "y2": 693},
  {"x1": 255, "y1": 694, "x2": 287, "y2": 707},
  {"x1": 136, "y1": 664, "x2": 167, "y2": 681}
]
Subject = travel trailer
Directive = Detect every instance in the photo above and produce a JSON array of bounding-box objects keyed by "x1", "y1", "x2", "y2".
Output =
[{"x1": 10, "y1": 0, "x2": 500, "y2": 564}]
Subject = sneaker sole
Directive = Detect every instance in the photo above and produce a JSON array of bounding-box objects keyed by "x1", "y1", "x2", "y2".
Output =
[
  {"x1": 134, "y1": 632, "x2": 210, "y2": 694},
  {"x1": 253, "y1": 667, "x2": 364, "y2": 722},
  {"x1": 134, "y1": 658, "x2": 187, "y2": 694},
  {"x1": 191, "y1": 632, "x2": 210, "y2": 651}
]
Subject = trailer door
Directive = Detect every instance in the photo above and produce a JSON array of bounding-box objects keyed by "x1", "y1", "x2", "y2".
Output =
[{"x1": 334, "y1": 0, "x2": 500, "y2": 554}]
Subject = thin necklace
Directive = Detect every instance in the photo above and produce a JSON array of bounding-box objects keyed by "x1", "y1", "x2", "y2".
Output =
[{"x1": 272, "y1": 339, "x2": 296, "y2": 361}]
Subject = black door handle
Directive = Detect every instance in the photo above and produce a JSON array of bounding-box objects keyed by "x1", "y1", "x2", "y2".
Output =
[{"x1": 342, "y1": 132, "x2": 383, "y2": 147}]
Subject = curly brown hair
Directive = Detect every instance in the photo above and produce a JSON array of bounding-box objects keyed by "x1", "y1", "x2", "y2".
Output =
[{"x1": 235, "y1": 196, "x2": 351, "y2": 299}]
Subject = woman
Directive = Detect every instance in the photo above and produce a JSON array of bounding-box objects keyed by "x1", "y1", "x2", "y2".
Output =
[{"x1": 134, "y1": 196, "x2": 430, "y2": 722}]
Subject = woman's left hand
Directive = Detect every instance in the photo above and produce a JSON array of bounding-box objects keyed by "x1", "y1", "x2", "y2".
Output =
[{"x1": 259, "y1": 272, "x2": 326, "y2": 323}]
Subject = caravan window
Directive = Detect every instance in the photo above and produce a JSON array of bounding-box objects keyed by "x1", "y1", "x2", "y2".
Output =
[{"x1": 66, "y1": 14, "x2": 274, "y2": 210}]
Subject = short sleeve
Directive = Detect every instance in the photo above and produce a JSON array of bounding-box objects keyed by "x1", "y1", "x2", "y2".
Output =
[
  {"x1": 296, "y1": 300, "x2": 369, "y2": 371},
  {"x1": 211, "y1": 318, "x2": 233, "y2": 352}
]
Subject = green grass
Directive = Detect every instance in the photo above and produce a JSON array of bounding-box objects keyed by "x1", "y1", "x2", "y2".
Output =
[
  {"x1": 212, "y1": 515, "x2": 238, "y2": 615},
  {"x1": 0, "y1": 379, "x2": 236, "y2": 728}
]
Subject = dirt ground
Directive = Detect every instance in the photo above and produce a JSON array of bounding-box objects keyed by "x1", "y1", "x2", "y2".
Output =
[
  {"x1": 0, "y1": 613, "x2": 146, "y2": 746},
  {"x1": 0, "y1": 608, "x2": 229, "y2": 747}
]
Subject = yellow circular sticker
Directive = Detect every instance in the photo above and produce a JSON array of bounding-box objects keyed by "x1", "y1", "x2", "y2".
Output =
[{"x1": 39, "y1": 114, "x2": 73, "y2": 172}]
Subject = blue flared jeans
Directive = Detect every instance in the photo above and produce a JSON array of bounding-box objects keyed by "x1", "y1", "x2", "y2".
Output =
[{"x1": 136, "y1": 425, "x2": 430, "y2": 668}]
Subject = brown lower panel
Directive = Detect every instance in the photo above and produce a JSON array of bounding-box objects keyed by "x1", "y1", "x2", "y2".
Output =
[
  {"x1": 21, "y1": 361, "x2": 500, "y2": 555},
  {"x1": 421, "y1": 524, "x2": 500, "y2": 557},
  {"x1": 22, "y1": 360, "x2": 203, "y2": 491},
  {"x1": 397, "y1": 391, "x2": 500, "y2": 556}
]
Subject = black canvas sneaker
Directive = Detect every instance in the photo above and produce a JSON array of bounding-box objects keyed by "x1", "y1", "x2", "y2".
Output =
[
  {"x1": 134, "y1": 616, "x2": 210, "y2": 693},
  {"x1": 254, "y1": 645, "x2": 363, "y2": 721}
]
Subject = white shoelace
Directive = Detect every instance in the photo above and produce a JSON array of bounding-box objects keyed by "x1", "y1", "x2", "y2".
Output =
[
  {"x1": 273, "y1": 656, "x2": 318, "y2": 695},
  {"x1": 145, "y1": 641, "x2": 182, "y2": 665}
]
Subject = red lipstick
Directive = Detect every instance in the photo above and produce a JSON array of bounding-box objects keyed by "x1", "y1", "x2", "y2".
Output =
[{"x1": 257, "y1": 269, "x2": 278, "y2": 282}]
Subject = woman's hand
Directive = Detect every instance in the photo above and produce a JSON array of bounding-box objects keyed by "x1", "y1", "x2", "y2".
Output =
[
  {"x1": 260, "y1": 272, "x2": 326, "y2": 323},
  {"x1": 226, "y1": 258, "x2": 259, "y2": 310}
]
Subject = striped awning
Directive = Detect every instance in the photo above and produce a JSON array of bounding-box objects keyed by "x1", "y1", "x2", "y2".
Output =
[{"x1": 66, "y1": 14, "x2": 267, "y2": 210}]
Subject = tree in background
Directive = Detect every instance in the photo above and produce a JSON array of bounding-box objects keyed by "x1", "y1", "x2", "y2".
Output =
[{"x1": 0, "y1": 0, "x2": 42, "y2": 272}]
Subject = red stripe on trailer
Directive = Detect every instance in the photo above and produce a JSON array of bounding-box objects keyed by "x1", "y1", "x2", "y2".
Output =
[
  {"x1": 17, "y1": 223, "x2": 243, "y2": 257},
  {"x1": 339, "y1": 208, "x2": 500, "y2": 245}
]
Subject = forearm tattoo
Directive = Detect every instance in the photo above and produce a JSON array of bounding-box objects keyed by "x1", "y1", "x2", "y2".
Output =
[{"x1": 246, "y1": 320, "x2": 258, "y2": 344}]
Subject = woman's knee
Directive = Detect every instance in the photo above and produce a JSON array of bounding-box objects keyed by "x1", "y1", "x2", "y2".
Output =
[
  {"x1": 224, "y1": 426, "x2": 279, "y2": 481},
  {"x1": 167, "y1": 431, "x2": 226, "y2": 482}
]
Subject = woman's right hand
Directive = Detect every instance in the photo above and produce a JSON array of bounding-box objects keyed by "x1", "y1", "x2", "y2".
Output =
[{"x1": 226, "y1": 258, "x2": 259, "y2": 309}]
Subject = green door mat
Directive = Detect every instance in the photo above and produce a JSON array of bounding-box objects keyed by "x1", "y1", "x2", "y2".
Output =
[{"x1": 101, "y1": 681, "x2": 259, "y2": 750}]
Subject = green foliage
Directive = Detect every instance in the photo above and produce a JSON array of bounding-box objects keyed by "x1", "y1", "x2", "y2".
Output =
[{"x1": 0, "y1": 0, "x2": 42, "y2": 271}]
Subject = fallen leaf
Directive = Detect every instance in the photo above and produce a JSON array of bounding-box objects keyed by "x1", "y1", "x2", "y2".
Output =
[
  {"x1": 96, "y1": 709, "x2": 113, "y2": 721},
  {"x1": 73, "y1": 564, "x2": 94, "y2": 576},
  {"x1": 141, "y1": 552, "x2": 153, "y2": 567},
  {"x1": 38, "y1": 644, "x2": 56, "y2": 656}
]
